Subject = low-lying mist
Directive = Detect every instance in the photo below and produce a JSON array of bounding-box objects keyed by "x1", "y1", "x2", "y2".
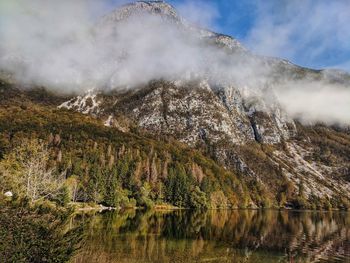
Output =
[{"x1": 0, "y1": 0, "x2": 349, "y2": 125}]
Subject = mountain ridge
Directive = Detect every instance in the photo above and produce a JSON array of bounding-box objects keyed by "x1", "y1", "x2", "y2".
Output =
[{"x1": 0, "y1": 0, "x2": 349, "y2": 209}]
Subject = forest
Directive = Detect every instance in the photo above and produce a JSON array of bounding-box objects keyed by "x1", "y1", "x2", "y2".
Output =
[
  {"x1": 1, "y1": 78, "x2": 349, "y2": 210},
  {"x1": 0, "y1": 81, "x2": 250, "y2": 210}
]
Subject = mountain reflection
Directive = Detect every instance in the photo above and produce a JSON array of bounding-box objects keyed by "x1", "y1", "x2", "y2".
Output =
[{"x1": 72, "y1": 209, "x2": 350, "y2": 263}]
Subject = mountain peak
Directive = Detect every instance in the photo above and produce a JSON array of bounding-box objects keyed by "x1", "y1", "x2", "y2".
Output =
[
  {"x1": 101, "y1": 0, "x2": 180, "y2": 23},
  {"x1": 99, "y1": 0, "x2": 246, "y2": 53}
]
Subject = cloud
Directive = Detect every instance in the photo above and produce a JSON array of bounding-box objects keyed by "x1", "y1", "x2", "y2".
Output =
[
  {"x1": 174, "y1": 0, "x2": 220, "y2": 29},
  {"x1": 244, "y1": 0, "x2": 350, "y2": 70},
  {"x1": 275, "y1": 80, "x2": 350, "y2": 125},
  {"x1": 0, "y1": 0, "x2": 249, "y2": 90},
  {"x1": 0, "y1": 0, "x2": 349, "y2": 126}
]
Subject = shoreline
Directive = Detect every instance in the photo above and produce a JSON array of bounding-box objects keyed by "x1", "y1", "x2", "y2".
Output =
[{"x1": 70, "y1": 202, "x2": 348, "y2": 212}]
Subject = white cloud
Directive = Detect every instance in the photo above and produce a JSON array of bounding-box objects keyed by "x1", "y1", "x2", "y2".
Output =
[
  {"x1": 244, "y1": 0, "x2": 350, "y2": 70},
  {"x1": 174, "y1": 0, "x2": 220, "y2": 29},
  {"x1": 275, "y1": 80, "x2": 350, "y2": 125}
]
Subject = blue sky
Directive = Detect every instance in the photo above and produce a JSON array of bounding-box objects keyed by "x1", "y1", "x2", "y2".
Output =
[
  {"x1": 164, "y1": 0, "x2": 350, "y2": 72},
  {"x1": 104, "y1": 0, "x2": 350, "y2": 71}
]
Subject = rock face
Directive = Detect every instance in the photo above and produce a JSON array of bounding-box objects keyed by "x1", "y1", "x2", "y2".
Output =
[
  {"x1": 272, "y1": 142, "x2": 350, "y2": 201},
  {"x1": 60, "y1": 79, "x2": 296, "y2": 146},
  {"x1": 58, "y1": 89, "x2": 101, "y2": 115}
]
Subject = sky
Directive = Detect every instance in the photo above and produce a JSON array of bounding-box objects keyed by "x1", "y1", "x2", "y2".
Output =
[
  {"x1": 0, "y1": 0, "x2": 349, "y2": 125},
  {"x1": 166, "y1": 0, "x2": 350, "y2": 72}
]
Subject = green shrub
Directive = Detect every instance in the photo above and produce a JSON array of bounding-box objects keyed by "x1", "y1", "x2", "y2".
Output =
[
  {"x1": 188, "y1": 186, "x2": 208, "y2": 209},
  {"x1": 54, "y1": 185, "x2": 71, "y2": 207}
]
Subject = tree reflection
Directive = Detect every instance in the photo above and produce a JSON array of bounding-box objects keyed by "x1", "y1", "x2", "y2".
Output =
[{"x1": 72, "y1": 209, "x2": 350, "y2": 263}]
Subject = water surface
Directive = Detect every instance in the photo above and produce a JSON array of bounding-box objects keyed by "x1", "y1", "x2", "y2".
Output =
[{"x1": 72, "y1": 209, "x2": 350, "y2": 263}]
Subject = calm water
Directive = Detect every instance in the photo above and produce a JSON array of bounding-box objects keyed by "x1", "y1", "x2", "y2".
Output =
[{"x1": 72, "y1": 209, "x2": 350, "y2": 263}]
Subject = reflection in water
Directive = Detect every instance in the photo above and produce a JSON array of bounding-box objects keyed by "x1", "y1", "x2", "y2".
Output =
[{"x1": 72, "y1": 209, "x2": 350, "y2": 263}]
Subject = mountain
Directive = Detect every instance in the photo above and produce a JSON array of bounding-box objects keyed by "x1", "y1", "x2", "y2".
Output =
[{"x1": 1, "y1": 1, "x2": 349, "y2": 209}]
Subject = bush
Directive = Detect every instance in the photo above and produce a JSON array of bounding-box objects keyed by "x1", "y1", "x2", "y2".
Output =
[
  {"x1": 188, "y1": 186, "x2": 208, "y2": 209},
  {"x1": 54, "y1": 186, "x2": 71, "y2": 207},
  {"x1": 127, "y1": 198, "x2": 137, "y2": 208},
  {"x1": 292, "y1": 196, "x2": 308, "y2": 209},
  {"x1": 210, "y1": 191, "x2": 228, "y2": 208},
  {"x1": 34, "y1": 199, "x2": 58, "y2": 214},
  {"x1": 140, "y1": 197, "x2": 154, "y2": 209},
  {"x1": 262, "y1": 198, "x2": 272, "y2": 208}
]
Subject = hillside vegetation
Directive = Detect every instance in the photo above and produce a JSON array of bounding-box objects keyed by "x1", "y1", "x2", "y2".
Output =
[
  {"x1": 0, "y1": 80, "x2": 253, "y2": 209},
  {"x1": 0, "y1": 79, "x2": 349, "y2": 210}
]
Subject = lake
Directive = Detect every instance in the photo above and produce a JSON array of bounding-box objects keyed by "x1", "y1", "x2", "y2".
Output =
[{"x1": 72, "y1": 209, "x2": 350, "y2": 263}]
